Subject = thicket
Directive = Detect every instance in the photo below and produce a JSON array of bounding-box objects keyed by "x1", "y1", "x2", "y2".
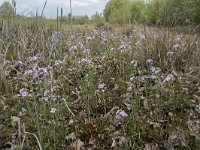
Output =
[
  {"x1": 1, "y1": 0, "x2": 199, "y2": 27},
  {"x1": 104, "y1": 0, "x2": 131, "y2": 24},
  {"x1": 0, "y1": 1, "x2": 15, "y2": 17},
  {"x1": 104, "y1": 0, "x2": 200, "y2": 26}
]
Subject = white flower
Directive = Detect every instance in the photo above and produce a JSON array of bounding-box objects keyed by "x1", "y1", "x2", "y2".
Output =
[
  {"x1": 141, "y1": 75, "x2": 146, "y2": 82},
  {"x1": 119, "y1": 44, "x2": 126, "y2": 49},
  {"x1": 115, "y1": 109, "x2": 128, "y2": 119},
  {"x1": 15, "y1": 61, "x2": 24, "y2": 66},
  {"x1": 127, "y1": 86, "x2": 133, "y2": 91},
  {"x1": 141, "y1": 75, "x2": 157, "y2": 81},
  {"x1": 54, "y1": 60, "x2": 63, "y2": 66},
  {"x1": 110, "y1": 48, "x2": 116, "y2": 51},
  {"x1": 98, "y1": 83, "x2": 107, "y2": 90},
  {"x1": 51, "y1": 95, "x2": 57, "y2": 101},
  {"x1": 150, "y1": 67, "x2": 161, "y2": 74},
  {"x1": 195, "y1": 104, "x2": 200, "y2": 113},
  {"x1": 68, "y1": 67, "x2": 77, "y2": 72},
  {"x1": 146, "y1": 59, "x2": 153, "y2": 65},
  {"x1": 167, "y1": 51, "x2": 174, "y2": 57},
  {"x1": 41, "y1": 68, "x2": 49, "y2": 77},
  {"x1": 44, "y1": 90, "x2": 50, "y2": 97},
  {"x1": 119, "y1": 42, "x2": 132, "y2": 50},
  {"x1": 86, "y1": 36, "x2": 93, "y2": 41},
  {"x1": 131, "y1": 60, "x2": 138, "y2": 67},
  {"x1": 163, "y1": 74, "x2": 175, "y2": 82},
  {"x1": 149, "y1": 75, "x2": 157, "y2": 80},
  {"x1": 30, "y1": 56, "x2": 39, "y2": 61},
  {"x1": 17, "y1": 88, "x2": 31, "y2": 97},
  {"x1": 174, "y1": 36, "x2": 181, "y2": 42},
  {"x1": 127, "y1": 82, "x2": 133, "y2": 91},
  {"x1": 132, "y1": 29, "x2": 137, "y2": 34},
  {"x1": 77, "y1": 58, "x2": 92, "y2": 64},
  {"x1": 3, "y1": 60, "x2": 11, "y2": 66},
  {"x1": 114, "y1": 84, "x2": 119, "y2": 90},
  {"x1": 83, "y1": 49, "x2": 91, "y2": 55},
  {"x1": 25, "y1": 66, "x2": 49, "y2": 78},
  {"x1": 69, "y1": 45, "x2": 78, "y2": 51},
  {"x1": 20, "y1": 88, "x2": 27, "y2": 93},
  {"x1": 50, "y1": 108, "x2": 57, "y2": 113},
  {"x1": 130, "y1": 76, "x2": 135, "y2": 81},
  {"x1": 140, "y1": 34, "x2": 145, "y2": 39},
  {"x1": 24, "y1": 69, "x2": 33, "y2": 75},
  {"x1": 173, "y1": 44, "x2": 180, "y2": 49},
  {"x1": 43, "y1": 97, "x2": 49, "y2": 101}
]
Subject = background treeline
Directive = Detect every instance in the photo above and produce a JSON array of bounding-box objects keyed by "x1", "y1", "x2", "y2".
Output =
[
  {"x1": 58, "y1": 12, "x2": 105, "y2": 25},
  {"x1": 0, "y1": 1, "x2": 104, "y2": 26},
  {"x1": 0, "y1": 0, "x2": 199, "y2": 26},
  {"x1": 104, "y1": 0, "x2": 200, "y2": 26}
]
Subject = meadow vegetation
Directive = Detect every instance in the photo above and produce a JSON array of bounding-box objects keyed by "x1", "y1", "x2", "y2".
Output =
[{"x1": 0, "y1": 0, "x2": 200, "y2": 150}]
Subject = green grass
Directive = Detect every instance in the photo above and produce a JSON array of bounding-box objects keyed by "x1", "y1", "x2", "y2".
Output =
[{"x1": 0, "y1": 20, "x2": 199, "y2": 150}]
